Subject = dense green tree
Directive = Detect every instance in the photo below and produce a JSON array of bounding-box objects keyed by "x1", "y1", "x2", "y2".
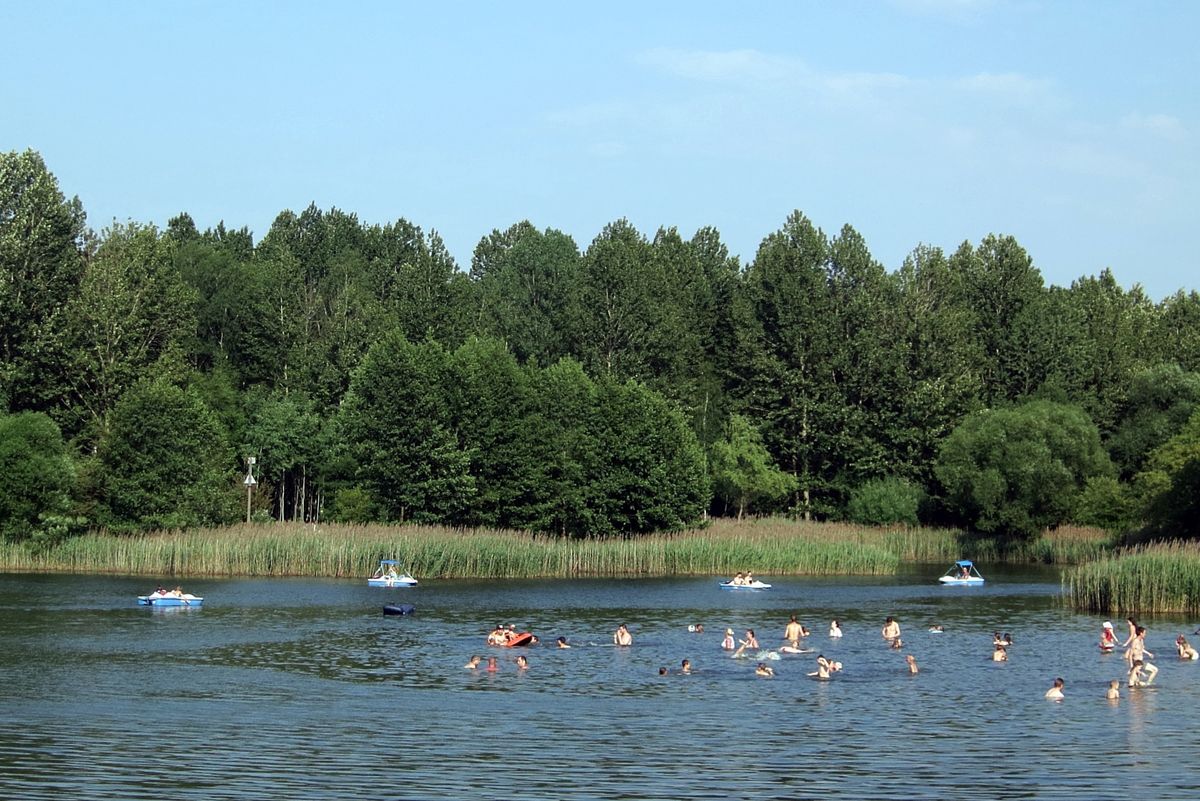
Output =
[
  {"x1": 97, "y1": 379, "x2": 235, "y2": 531},
  {"x1": 710, "y1": 414, "x2": 797, "y2": 520},
  {"x1": 63, "y1": 223, "x2": 198, "y2": 441},
  {"x1": 0, "y1": 412, "x2": 76, "y2": 541},
  {"x1": 1135, "y1": 409, "x2": 1200, "y2": 538},
  {"x1": 0, "y1": 150, "x2": 87, "y2": 413},
  {"x1": 846, "y1": 477, "x2": 924, "y2": 527},
  {"x1": 340, "y1": 333, "x2": 475, "y2": 523},
  {"x1": 935, "y1": 400, "x2": 1114, "y2": 538},
  {"x1": 243, "y1": 392, "x2": 327, "y2": 522},
  {"x1": 470, "y1": 222, "x2": 580, "y2": 365},
  {"x1": 1107, "y1": 364, "x2": 1200, "y2": 479}
]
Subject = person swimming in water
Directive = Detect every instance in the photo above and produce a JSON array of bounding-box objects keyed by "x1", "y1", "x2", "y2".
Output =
[
  {"x1": 464, "y1": 655, "x2": 482, "y2": 669},
  {"x1": 809, "y1": 655, "x2": 831, "y2": 679},
  {"x1": 905, "y1": 654, "x2": 918, "y2": 674},
  {"x1": 515, "y1": 655, "x2": 529, "y2": 670},
  {"x1": 1106, "y1": 679, "x2": 1120, "y2": 700},
  {"x1": 830, "y1": 620, "x2": 843, "y2": 638},
  {"x1": 734, "y1": 629, "x2": 759, "y2": 658},
  {"x1": 1045, "y1": 677, "x2": 1065, "y2": 700},
  {"x1": 681, "y1": 659, "x2": 692, "y2": 674},
  {"x1": 556, "y1": 636, "x2": 571, "y2": 649},
  {"x1": 755, "y1": 662, "x2": 774, "y2": 677},
  {"x1": 613, "y1": 624, "x2": 633, "y2": 647},
  {"x1": 721, "y1": 628, "x2": 735, "y2": 650},
  {"x1": 486, "y1": 656, "x2": 499, "y2": 672},
  {"x1": 992, "y1": 643, "x2": 1008, "y2": 662},
  {"x1": 1176, "y1": 634, "x2": 1199, "y2": 660}
]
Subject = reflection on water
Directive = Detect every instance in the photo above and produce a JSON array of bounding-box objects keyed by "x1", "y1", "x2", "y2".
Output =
[{"x1": 1, "y1": 569, "x2": 1198, "y2": 800}]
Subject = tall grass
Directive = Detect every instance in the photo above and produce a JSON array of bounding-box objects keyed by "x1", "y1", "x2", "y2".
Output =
[
  {"x1": 0, "y1": 519, "x2": 1113, "y2": 580},
  {"x1": 1064, "y1": 540, "x2": 1200, "y2": 614},
  {"x1": 0, "y1": 522, "x2": 898, "y2": 579}
]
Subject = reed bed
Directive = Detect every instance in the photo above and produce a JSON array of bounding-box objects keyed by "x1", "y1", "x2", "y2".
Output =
[
  {"x1": 0, "y1": 522, "x2": 898, "y2": 579},
  {"x1": 0, "y1": 519, "x2": 1113, "y2": 580},
  {"x1": 1064, "y1": 540, "x2": 1200, "y2": 614}
]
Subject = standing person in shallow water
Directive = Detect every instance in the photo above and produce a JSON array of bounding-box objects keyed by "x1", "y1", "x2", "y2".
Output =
[
  {"x1": 613, "y1": 624, "x2": 633, "y2": 647},
  {"x1": 784, "y1": 615, "x2": 804, "y2": 648},
  {"x1": 882, "y1": 617, "x2": 901, "y2": 641},
  {"x1": 721, "y1": 628, "x2": 735, "y2": 650},
  {"x1": 1045, "y1": 677, "x2": 1065, "y2": 700}
]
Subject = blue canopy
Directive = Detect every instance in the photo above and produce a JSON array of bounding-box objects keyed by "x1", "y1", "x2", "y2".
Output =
[{"x1": 955, "y1": 560, "x2": 975, "y2": 568}]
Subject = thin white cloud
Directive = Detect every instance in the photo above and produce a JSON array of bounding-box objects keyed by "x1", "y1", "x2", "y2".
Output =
[{"x1": 1121, "y1": 112, "x2": 1187, "y2": 141}]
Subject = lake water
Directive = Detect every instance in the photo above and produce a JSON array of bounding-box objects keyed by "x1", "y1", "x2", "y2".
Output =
[{"x1": 1, "y1": 567, "x2": 1198, "y2": 800}]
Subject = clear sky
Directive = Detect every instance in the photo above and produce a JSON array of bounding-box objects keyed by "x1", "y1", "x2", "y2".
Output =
[{"x1": 2, "y1": 1, "x2": 1196, "y2": 298}]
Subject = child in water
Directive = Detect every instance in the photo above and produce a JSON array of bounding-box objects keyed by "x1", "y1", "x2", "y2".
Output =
[{"x1": 1106, "y1": 680, "x2": 1120, "y2": 700}]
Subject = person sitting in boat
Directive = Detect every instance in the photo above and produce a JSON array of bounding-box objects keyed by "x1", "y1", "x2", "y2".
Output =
[
  {"x1": 881, "y1": 617, "x2": 901, "y2": 640},
  {"x1": 1100, "y1": 622, "x2": 1118, "y2": 651},
  {"x1": 730, "y1": 572, "x2": 747, "y2": 586},
  {"x1": 1176, "y1": 634, "x2": 1199, "y2": 660},
  {"x1": 755, "y1": 662, "x2": 774, "y2": 677},
  {"x1": 385, "y1": 565, "x2": 398, "y2": 579},
  {"x1": 721, "y1": 628, "x2": 735, "y2": 650},
  {"x1": 372, "y1": 566, "x2": 384, "y2": 579},
  {"x1": 830, "y1": 620, "x2": 843, "y2": 638},
  {"x1": 613, "y1": 624, "x2": 633, "y2": 647},
  {"x1": 169, "y1": 586, "x2": 184, "y2": 598},
  {"x1": 154, "y1": 585, "x2": 166, "y2": 596},
  {"x1": 960, "y1": 565, "x2": 971, "y2": 579},
  {"x1": 992, "y1": 643, "x2": 1008, "y2": 662},
  {"x1": 1045, "y1": 677, "x2": 1065, "y2": 700}
]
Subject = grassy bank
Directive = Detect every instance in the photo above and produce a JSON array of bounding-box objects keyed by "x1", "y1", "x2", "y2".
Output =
[
  {"x1": 0, "y1": 519, "x2": 1114, "y2": 580},
  {"x1": 1063, "y1": 541, "x2": 1200, "y2": 614}
]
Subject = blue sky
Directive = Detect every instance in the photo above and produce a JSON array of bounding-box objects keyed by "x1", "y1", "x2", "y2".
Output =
[{"x1": 3, "y1": 1, "x2": 1196, "y2": 298}]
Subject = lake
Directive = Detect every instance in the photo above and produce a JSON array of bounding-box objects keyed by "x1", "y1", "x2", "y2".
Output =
[{"x1": 1, "y1": 567, "x2": 1197, "y2": 800}]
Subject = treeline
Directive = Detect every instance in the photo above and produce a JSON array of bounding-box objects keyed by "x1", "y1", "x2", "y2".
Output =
[{"x1": 2, "y1": 148, "x2": 1199, "y2": 544}]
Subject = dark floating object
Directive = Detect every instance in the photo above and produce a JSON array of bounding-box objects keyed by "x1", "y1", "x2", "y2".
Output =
[{"x1": 383, "y1": 604, "x2": 415, "y2": 616}]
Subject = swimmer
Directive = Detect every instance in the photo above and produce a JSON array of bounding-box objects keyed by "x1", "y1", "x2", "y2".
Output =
[
  {"x1": 882, "y1": 616, "x2": 901, "y2": 641},
  {"x1": 992, "y1": 643, "x2": 1007, "y2": 662},
  {"x1": 516, "y1": 655, "x2": 529, "y2": 670},
  {"x1": 992, "y1": 631, "x2": 1004, "y2": 646},
  {"x1": 1099, "y1": 621, "x2": 1118, "y2": 652},
  {"x1": 905, "y1": 654, "x2": 918, "y2": 674},
  {"x1": 809, "y1": 656, "x2": 831, "y2": 679},
  {"x1": 694, "y1": 623, "x2": 704, "y2": 634},
  {"x1": 486, "y1": 656, "x2": 499, "y2": 672},
  {"x1": 784, "y1": 615, "x2": 803, "y2": 647},
  {"x1": 1176, "y1": 634, "x2": 1199, "y2": 660},
  {"x1": 1003, "y1": 633, "x2": 1013, "y2": 646},
  {"x1": 1106, "y1": 680, "x2": 1120, "y2": 700},
  {"x1": 1128, "y1": 659, "x2": 1151, "y2": 687},
  {"x1": 681, "y1": 659, "x2": 692, "y2": 675},
  {"x1": 734, "y1": 629, "x2": 759, "y2": 658},
  {"x1": 830, "y1": 620, "x2": 843, "y2": 638},
  {"x1": 658, "y1": 666, "x2": 669, "y2": 676},
  {"x1": 464, "y1": 655, "x2": 482, "y2": 669},
  {"x1": 1044, "y1": 677, "x2": 1065, "y2": 700},
  {"x1": 928, "y1": 625, "x2": 944, "y2": 633},
  {"x1": 755, "y1": 662, "x2": 774, "y2": 677},
  {"x1": 556, "y1": 636, "x2": 571, "y2": 649},
  {"x1": 613, "y1": 624, "x2": 633, "y2": 647},
  {"x1": 721, "y1": 628, "x2": 735, "y2": 650},
  {"x1": 890, "y1": 638, "x2": 903, "y2": 650}
]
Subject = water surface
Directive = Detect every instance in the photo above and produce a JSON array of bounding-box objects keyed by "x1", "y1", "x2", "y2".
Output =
[{"x1": 1, "y1": 568, "x2": 1197, "y2": 800}]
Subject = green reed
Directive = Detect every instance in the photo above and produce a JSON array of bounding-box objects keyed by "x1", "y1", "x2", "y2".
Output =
[
  {"x1": 0, "y1": 518, "x2": 1113, "y2": 579},
  {"x1": 1064, "y1": 540, "x2": 1200, "y2": 614}
]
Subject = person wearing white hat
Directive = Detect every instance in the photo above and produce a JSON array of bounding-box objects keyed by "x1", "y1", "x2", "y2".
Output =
[{"x1": 1100, "y1": 621, "x2": 1118, "y2": 652}]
